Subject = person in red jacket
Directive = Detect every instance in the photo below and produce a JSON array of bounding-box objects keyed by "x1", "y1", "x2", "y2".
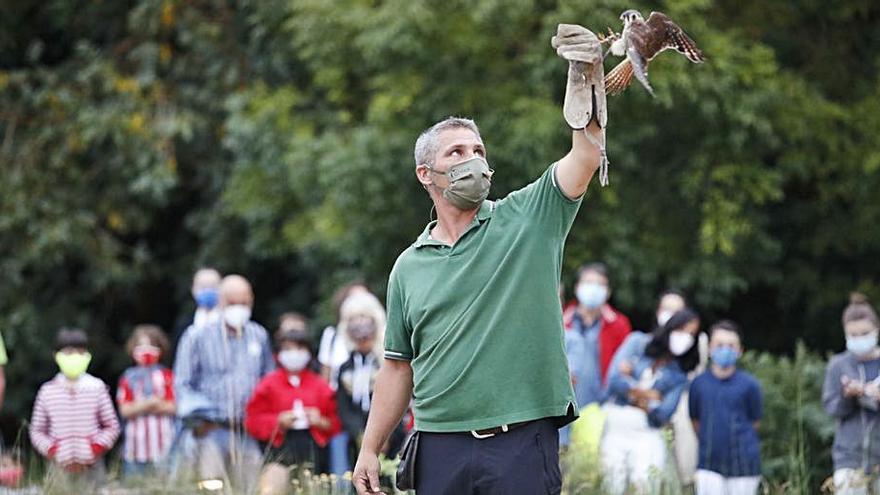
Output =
[
  {"x1": 560, "y1": 262, "x2": 632, "y2": 446},
  {"x1": 245, "y1": 321, "x2": 340, "y2": 495}
]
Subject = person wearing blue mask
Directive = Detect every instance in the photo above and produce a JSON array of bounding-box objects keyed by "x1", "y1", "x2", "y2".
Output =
[
  {"x1": 191, "y1": 268, "x2": 222, "y2": 329},
  {"x1": 689, "y1": 320, "x2": 763, "y2": 495},
  {"x1": 823, "y1": 293, "x2": 880, "y2": 495},
  {"x1": 560, "y1": 262, "x2": 632, "y2": 447},
  {"x1": 172, "y1": 268, "x2": 222, "y2": 352}
]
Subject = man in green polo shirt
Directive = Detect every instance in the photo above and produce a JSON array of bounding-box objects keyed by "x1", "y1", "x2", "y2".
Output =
[{"x1": 354, "y1": 24, "x2": 605, "y2": 495}]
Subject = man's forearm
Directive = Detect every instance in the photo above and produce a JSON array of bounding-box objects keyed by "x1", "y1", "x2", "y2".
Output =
[
  {"x1": 361, "y1": 360, "x2": 413, "y2": 455},
  {"x1": 556, "y1": 120, "x2": 602, "y2": 199}
]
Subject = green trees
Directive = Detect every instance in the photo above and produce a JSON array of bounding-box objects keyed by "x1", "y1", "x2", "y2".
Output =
[{"x1": 0, "y1": 0, "x2": 878, "y2": 465}]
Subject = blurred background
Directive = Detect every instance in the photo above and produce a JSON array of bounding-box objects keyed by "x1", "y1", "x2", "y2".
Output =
[{"x1": 0, "y1": 0, "x2": 878, "y2": 487}]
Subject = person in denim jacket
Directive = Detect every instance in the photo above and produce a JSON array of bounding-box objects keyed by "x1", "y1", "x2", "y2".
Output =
[{"x1": 601, "y1": 309, "x2": 701, "y2": 494}]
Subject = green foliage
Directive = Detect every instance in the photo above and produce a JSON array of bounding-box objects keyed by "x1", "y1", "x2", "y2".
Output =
[
  {"x1": 740, "y1": 344, "x2": 835, "y2": 493},
  {"x1": 0, "y1": 0, "x2": 878, "y2": 478}
]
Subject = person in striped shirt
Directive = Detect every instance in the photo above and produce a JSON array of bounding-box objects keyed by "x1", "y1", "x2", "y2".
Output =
[
  {"x1": 173, "y1": 274, "x2": 275, "y2": 491},
  {"x1": 29, "y1": 328, "x2": 120, "y2": 489},
  {"x1": 117, "y1": 324, "x2": 176, "y2": 478}
]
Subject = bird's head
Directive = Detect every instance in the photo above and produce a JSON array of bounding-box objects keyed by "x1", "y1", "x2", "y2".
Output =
[{"x1": 619, "y1": 10, "x2": 643, "y2": 26}]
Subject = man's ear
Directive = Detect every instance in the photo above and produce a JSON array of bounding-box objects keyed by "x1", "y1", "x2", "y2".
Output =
[{"x1": 416, "y1": 164, "x2": 433, "y2": 187}]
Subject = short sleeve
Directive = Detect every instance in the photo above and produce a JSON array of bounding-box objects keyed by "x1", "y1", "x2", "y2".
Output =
[
  {"x1": 500, "y1": 163, "x2": 583, "y2": 238},
  {"x1": 162, "y1": 368, "x2": 175, "y2": 401},
  {"x1": 117, "y1": 376, "x2": 133, "y2": 404},
  {"x1": 317, "y1": 327, "x2": 335, "y2": 366},
  {"x1": 0, "y1": 333, "x2": 8, "y2": 366},
  {"x1": 383, "y1": 266, "x2": 413, "y2": 361}
]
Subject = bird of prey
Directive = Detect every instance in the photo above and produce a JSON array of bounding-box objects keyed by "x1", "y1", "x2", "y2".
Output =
[{"x1": 601, "y1": 10, "x2": 704, "y2": 96}]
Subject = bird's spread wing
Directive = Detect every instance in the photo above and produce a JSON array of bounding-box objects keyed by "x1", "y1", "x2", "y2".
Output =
[
  {"x1": 604, "y1": 59, "x2": 634, "y2": 95},
  {"x1": 627, "y1": 46, "x2": 654, "y2": 96},
  {"x1": 646, "y1": 11, "x2": 705, "y2": 63}
]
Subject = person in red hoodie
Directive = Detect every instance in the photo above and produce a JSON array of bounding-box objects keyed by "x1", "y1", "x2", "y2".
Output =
[
  {"x1": 245, "y1": 317, "x2": 340, "y2": 495},
  {"x1": 560, "y1": 262, "x2": 632, "y2": 446}
]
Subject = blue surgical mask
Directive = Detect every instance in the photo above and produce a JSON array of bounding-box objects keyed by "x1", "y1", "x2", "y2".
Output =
[
  {"x1": 576, "y1": 283, "x2": 608, "y2": 309},
  {"x1": 711, "y1": 346, "x2": 738, "y2": 368},
  {"x1": 846, "y1": 331, "x2": 879, "y2": 357},
  {"x1": 195, "y1": 288, "x2": 219, "y2": 309}
]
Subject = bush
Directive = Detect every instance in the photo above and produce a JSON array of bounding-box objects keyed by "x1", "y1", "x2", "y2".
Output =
[{"x1": 738, "y1": 343, "x2": 835, "y2": 493}]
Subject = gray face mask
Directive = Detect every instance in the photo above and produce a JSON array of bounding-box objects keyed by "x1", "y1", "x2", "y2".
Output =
[{"x1": 429, "y1": 157, "x2": 493, "y2": 210}]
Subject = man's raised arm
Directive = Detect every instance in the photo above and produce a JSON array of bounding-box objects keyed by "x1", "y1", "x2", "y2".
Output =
[
  {"x1": 550, "y1": 24, "x2": 606, "y2": 199},
  {"x1": 557, "y1": 121, "x2": 603, "y2": 199}
]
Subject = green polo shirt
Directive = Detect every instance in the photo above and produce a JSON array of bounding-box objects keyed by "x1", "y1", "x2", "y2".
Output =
[{"x1": 384, "y1": 163, "x2": 582, "y2": 432}]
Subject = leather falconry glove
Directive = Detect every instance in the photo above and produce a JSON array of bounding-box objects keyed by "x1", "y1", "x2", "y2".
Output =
[{"x1": 551, "y1": 24, "x2": 610, "y2": 185}]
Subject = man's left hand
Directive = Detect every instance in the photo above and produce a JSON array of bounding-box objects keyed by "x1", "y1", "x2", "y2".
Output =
[{"x1": 551, "y1": 24, "x2": 601, "y2": 64}]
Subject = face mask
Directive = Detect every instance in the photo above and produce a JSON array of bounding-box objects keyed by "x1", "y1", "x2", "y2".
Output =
[
  {"x1": 576, "y1": 283, "x2": 608, "y2": 309},
  {"x1": 657, "y1": 310, "x2": 673, "y2": 327},
  {"x1": 668, "y1": 330, "x2": 695, "y2": 356},
  {"x1": 55, "y1": 351, "x2": 91, "y2": 380},
  {"x1": 195, "y1": 288, "x2": 219, "y2": 309},
  {"x1": 278, "y1": 349, "x2": 311, "y2": 372},
  {"x1": 846, "y1": 331, "x2": 879, "y2": 357},
  {"x1": 429, "y1": 156, "x2": 492, "y2": 210},
  {"x1": 133, "y1": 344, "x2": 161, "y2": 366},
  {"x1": 348, "y1": 318, "x2": 377, "y2": 341},
  {"x1": 224, "y1": 304, "x2": 252, "y2": 329},
  {"x1": 711, "y1": 346, "x2": 738, "y2": 368}
]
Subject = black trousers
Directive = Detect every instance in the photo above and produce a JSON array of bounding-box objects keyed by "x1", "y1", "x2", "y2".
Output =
[{"x1": 415, "y1": 418, "x2": 562, "y2": 495}]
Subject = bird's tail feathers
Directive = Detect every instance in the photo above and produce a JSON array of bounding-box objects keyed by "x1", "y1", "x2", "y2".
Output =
[{"x1": 604, "y1": 59, "x2": 634, "y2": 96}]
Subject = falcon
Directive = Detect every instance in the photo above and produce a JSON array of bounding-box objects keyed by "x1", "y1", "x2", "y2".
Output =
[{"x1": 601, "y1": 10, "x2": 705, "y2": 96}]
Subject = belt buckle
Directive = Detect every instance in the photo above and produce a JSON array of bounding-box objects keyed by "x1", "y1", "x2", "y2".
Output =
[{"x1": 470, "y1": 424, "x2": 508, "y2": 439}]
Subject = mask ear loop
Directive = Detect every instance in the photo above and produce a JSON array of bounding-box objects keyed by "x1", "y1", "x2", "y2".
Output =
[{"x1": 422, "y1": 164, "x2": 441, "y2": 223}]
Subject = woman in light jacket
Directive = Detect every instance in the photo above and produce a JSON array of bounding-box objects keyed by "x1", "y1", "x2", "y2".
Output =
[{"x1": 601, "y1": 309, "x2": 701, "y2": 494}]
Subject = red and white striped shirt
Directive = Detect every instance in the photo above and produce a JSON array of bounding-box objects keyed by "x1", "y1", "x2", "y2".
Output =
[
  {"x1": 29, "y1": 374, "x2": 120, "y2": 467},
  {"x1": 116, "y1": 366, "x2": 175, "y2": 463}
]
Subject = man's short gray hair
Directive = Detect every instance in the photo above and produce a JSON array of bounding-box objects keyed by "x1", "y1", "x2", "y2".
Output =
[{"x1": 413, "y1": 117, "x2": 481, "y2": 168}]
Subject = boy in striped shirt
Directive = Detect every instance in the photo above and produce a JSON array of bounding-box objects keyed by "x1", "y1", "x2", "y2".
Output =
[
  {"x1": 29, "y1": 328, "x2": 120, "y2": 489},
  {"x1": 116, "y1": 324, "x2": 176, "y2": 478}
]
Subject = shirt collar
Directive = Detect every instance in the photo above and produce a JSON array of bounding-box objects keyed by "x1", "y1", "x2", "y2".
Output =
[
  {"x1": 573, "y1": 312, "x2": 601, "y2": 334},
  {"x1": 413, "y1": 200, "x2": 495, "y2": 249}
]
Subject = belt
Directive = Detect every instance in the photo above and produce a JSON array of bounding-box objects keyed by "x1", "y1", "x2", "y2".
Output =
[{"x1": 469, "y1": 420, "x2": 531, "y2": 439}]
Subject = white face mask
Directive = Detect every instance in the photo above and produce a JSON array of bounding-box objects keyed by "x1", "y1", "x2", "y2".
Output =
[
  {"x1": 223, "y1": 304, "x2": 252, "y2": 329},
  {"x1": 657, "y1": 310, "x2": 673, "y2": 327},
  {"x1": 278, "y1": 349, "x2": 311, "y2": 372},
  {"x1": 669, "y1": 330, "x2": 695, "y2": 356},
  {"x1": 846, "y1": 331, "x2": 879, "y2": 356},
  {"x1": 576, "y1": 283, "x2": 608, "y2": 309}
]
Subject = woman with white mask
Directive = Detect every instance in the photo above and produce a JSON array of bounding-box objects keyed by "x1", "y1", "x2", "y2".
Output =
[
  {"x1": 653, "y1": 289, "x2": 710, "y2": 490},
  {"x1": 601, "y1": 309, "x2": 702, "y2": 494},
  {"x1": 823, "y1": 293, "x2": 880, "y2": 495}
]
